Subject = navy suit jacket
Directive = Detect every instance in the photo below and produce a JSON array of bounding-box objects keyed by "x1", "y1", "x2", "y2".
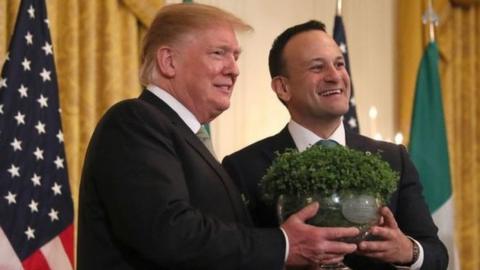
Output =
[
  {"x1": 222, "y1": 126, "x2": 448, "y2": 270},
  {"x1": 77, "y1": 90, "x2": 285, "y2": 270}
]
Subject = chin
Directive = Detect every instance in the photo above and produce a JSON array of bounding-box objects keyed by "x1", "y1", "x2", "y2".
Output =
[
  {"x1": 338, "y1": 104, "x2": 350, "y2": 115},
  {"x1": 325, "y1": 110, "x2": 349, "y2": 121},
  {"x1": 210, "y1": 103, "x2": 230, "y2": 118},
  {"x1": 326, "y1": 105, "x2": 349, "y2": 117},
  {"x1": 216, "y1": 99, "x2": 231, "y2": 110}
]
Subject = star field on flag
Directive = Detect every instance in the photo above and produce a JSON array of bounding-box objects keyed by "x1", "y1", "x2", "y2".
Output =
[
  {"x1": 333, "y1": 15, "x2": 360, "y2": 133},
  {"x1": 0, "y1": 0, "x2": 74, "y2": 269}
]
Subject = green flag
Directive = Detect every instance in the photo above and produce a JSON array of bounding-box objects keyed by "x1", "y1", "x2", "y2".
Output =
[
  {"x1": 409, "y1": 42, "x2": 450, "y2": 212},
  {"x1": 409, "y1": 41, "x2": 458, "y2": 270}
]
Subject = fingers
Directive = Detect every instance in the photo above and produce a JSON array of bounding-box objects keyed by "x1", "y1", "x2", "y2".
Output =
[
  {"x1": 356, "y1": 249, "x2": 387, "y2": 259},
  {"x1": 283, "y1": 221, "x2": 358, "y2": 266},
  {"x1": 300, "y1": 229, "x2": 357, "y2": 263},
  {"x1": 294, "y1": 202, "x2": 319, "y2": 221},
  {"x1": 320, "y1": 255, "x2": 345, "y2": 265},
  {"x1": 362, "y1": 207, "x2": 398, "y2": 242},
  {"x1": 379, "y1": 206, "x2": 398, "y2": 229},
  {"x1": 283, "y1": 202, "x2": 361, "y2": 267},
  {"x1": 358, "y1": 237, "x2": 389, "y2": 252},
  {"x1": 321, "y1": 226, "x2": 360, "y2": 240},
  {"x1": 357, "y1": 216, "x2": 414, "y2": 264},
  {"x1": 369, "y1": 225, "x2": 393, "y2": 240},
  {"x1": 357, "y1": 239, "x2": 395, "y2": 263},
  {"x1": 309, "y1": 254, "x2": 345, "y2": 265},
  {"x1": 357, "y1": 241, "x2": 409, "y2": 263},
  {"x1": 317, "y1": 237, "x2": 358, "y2": 255},
  {"x1": 377, "y1": 215, "x2": 384, "y2": 225}
]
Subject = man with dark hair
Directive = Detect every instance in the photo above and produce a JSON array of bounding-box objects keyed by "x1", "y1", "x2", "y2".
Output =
[
  {"x1": 268, "y1": 20, "x2": 327, "y2": 78},
  {"x1": 223, "y1": 20, "x2": 448, "y2": 270},
  {"x1": 77, "y1": 5, "x2": 359, "y2": 269}
]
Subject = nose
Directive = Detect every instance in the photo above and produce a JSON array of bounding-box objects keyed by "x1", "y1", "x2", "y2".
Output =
[
  {"x1": 224, "y1": 55, "x2": 240, "y2": 79},
  {"x1": 324, "y1": 64, "x2": 342, "y2": 82}
]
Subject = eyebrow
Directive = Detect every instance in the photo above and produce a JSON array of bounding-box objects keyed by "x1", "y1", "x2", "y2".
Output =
[
  {"x1": 307, "y1": 55, "x2": 345, "y2": 64},
  {"x1": 214, "y1": 45, "x2": 242, "y2": 55}
]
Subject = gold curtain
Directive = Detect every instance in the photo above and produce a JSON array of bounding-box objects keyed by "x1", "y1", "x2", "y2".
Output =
[
  {"x1": 0, "y1": 0, "x2": 164, "y2": 234},
  {"x1": 397, "y1": 0, "x2": 480, "y2": 269}
]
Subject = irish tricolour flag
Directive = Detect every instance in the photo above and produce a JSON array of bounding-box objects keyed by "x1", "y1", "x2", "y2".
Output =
[{"x1": 409, "y1": 41, "x2": 458, "y2": 270}]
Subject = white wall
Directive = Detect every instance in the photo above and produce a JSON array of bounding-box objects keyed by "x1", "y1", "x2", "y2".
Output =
[{"x1": 167, "y1": 0, "x2": 396, "y2": 159}]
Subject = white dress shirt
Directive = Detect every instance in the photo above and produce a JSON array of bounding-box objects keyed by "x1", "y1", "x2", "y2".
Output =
[
  {"x1": 146, "y1": 84, "x2": 201, "y2": 134},
  {"x1": 288, "y1": 119, "x2": 346, "y2": 150}
]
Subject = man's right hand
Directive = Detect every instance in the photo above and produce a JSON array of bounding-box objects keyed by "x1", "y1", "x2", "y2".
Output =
[{"x1": 281, "y1": 202, "x2": 359, "y2": 266}]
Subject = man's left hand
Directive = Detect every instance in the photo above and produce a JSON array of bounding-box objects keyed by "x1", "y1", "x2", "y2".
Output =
[{"x1": 356, "y1": 206, "x2": 414, "y2": 265}]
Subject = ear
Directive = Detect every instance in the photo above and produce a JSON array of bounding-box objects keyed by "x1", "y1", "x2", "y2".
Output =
[
  {"x1": 271, "y1": 76, "x2": 291, "y2": 103},
  {"x1": 155, "y1": 46, "x2": 176, "y2": 78}
]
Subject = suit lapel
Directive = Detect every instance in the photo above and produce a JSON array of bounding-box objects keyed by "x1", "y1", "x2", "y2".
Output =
[
  {"x1": 346, "y1": 131, "x2": 385, "y2": 155},
  {"x1": 184, "y1": 131, "x2": 253, "y2": 224},
  {"x1": 139, "y1": 90, "x2": 225, "y2": 175},
  {"x1": 139, "y1": 90, "x2": 251, "y2": 223},
  {"x1": 345, "y1": 131, "x2": 363, "y2": 150},
  {"x1": 184, "y1": 134, "x2": 231, "y2": 184},
  {"x1": 186, "y1": 133, "x2": 252, "y2": 224},
  {"x1": 263, "y1": 126, "x2": 297, "y2": 161}
]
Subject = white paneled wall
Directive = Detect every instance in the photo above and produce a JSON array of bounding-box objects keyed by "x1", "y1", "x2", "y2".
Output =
[{"x1": 166, "y1": 0, "x2": 395, "y2": 159}]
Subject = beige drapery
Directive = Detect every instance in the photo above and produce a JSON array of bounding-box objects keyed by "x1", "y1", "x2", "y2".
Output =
[
  {"x1": 0, "y1": 0, "x2": 164, "y2": 228},
  {"x1": 397, "y1": 0, "x2": 480, "y2": 269}
]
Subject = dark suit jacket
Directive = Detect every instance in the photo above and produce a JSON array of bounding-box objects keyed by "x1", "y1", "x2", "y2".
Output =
[
  {"x1": 77, "y1": 90, "x2": 285, "y2": 270},
  {"x1": 222, "y1": 126, "x2": 448, "y2": 270}
]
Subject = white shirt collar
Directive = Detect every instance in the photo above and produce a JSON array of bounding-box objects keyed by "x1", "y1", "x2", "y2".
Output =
[
  {"x1": 287, "y1": 120, "x2": 346, "y2": 152},
  {"x1": 146, "y1": 84, "x2": 201, "y2": 133}
]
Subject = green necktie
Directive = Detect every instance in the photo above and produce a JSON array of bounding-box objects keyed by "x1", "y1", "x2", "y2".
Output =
[
  {"x1": 315, "y1": 139, "x2": 339, "y2": 148},
  {"x1": 196, "y1": 125, "x2": 216, "y2": 157}
]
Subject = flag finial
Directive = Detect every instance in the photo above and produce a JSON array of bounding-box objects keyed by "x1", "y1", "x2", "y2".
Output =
[
  {"x1": 336, "y1": 0, "x2": 343, "y2": 16},
  {"x1": 422, "y1": 0, "x2": 439, "y2": 42}
]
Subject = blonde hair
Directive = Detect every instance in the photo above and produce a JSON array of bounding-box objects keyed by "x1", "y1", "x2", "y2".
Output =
[{"x1": 139, "y1": 3, "x2": 252, "y2": 86}]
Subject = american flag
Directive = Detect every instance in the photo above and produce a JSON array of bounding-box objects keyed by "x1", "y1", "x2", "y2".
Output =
[
  {"x1": 0, "y1": 0, "x2": 74, "y2": 269},
  {"x1": 333, "y1": 15, "x2": 360, "y2": 134}
]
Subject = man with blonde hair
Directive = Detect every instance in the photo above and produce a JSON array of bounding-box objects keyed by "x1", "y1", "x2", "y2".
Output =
[{"x1": 78, "y1": 3, "x2": 359, "y2": 270}]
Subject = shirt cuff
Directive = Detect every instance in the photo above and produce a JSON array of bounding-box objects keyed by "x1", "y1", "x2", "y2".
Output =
[
  {"x1": 395, "y1": 237, "x2": 424, "y2": 270},
  {"x1": 279, "y1": 227, "x2": 290, "y2": 262}
]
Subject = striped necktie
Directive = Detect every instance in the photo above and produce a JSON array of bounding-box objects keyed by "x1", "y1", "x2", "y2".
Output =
[{"x1": 196, "y1": 125, "x2": 216, "y2": 157}]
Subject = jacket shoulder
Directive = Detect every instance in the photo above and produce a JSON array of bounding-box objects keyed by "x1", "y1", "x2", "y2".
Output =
[
  {"x1": 223, "y1": 132, "x2": 290, "y2": 164},
  {"x1": 348, "y1": 132, "x2": 406, "y2": 154},
  {"x1": 347, "y1": 133, "x2": 412, "y2": 173}
]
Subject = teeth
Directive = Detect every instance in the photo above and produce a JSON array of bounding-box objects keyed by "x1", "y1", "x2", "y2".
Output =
[
  {"x1": 319, "y1": 89, "x2": 341, "y2": 96},
  {"x1": 218, "y1": 85, "x2": 231, "y2": 92}
]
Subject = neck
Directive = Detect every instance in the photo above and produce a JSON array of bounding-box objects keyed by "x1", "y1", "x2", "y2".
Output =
[
  {"x1": 154, "y1": 79, "x2": 209, "y2": 123},
  {"x1": 291, "y1": 116, "x2": 342, "y2": 139}
]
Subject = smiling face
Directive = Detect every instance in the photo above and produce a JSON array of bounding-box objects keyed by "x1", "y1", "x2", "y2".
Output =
[
  {"x1": 167, "y1": 25, "x2": 241, "y2": 123},
  {"x1": 273, "y1": 30, "x2": 351, "y2": 131}
]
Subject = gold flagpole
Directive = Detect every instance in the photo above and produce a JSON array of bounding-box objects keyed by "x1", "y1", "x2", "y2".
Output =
[
  {"x1": 336, "y1": 0, "x2": 343, "y2": 16},
  {"x1": 422, "y1": 0, "x2": 439, "y2": 42}
]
